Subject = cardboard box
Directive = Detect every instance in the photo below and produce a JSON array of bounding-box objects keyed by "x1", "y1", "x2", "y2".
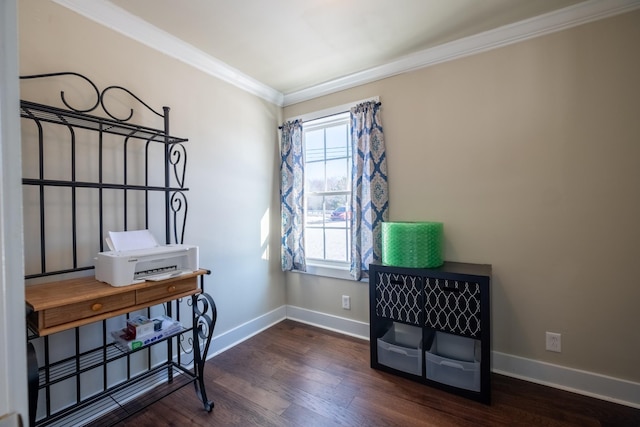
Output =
[
  {"x1": 125, "y1": 315, "x2": 155, "y2": 340},
  {"x1": 112, "y1": 315, "x2": 182, "y2": 351}
]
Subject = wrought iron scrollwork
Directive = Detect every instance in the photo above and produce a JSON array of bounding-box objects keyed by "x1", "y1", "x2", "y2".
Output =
[
  {"x1": 101, "y1": 85, "x2": 164, "y2": 122},
  {"x1": 170, "y1": 143, "x2": 187, "y2": 188},
  {"x1": 193, "y1": 293, "x2": 217, "y2": 353},
  {"x1": 171, "y1": 191, "x2": 188, "y2": 244},
  {"x1": 191, "y1": 292, "x2": 217, "y2": 411},
  {"x1": 20, "y1": 71, "x2": 100, "y2": 113},
  {"x1": 20, "y1": 72, "x2": 168, "y2": 125},
  {"x1": 169, "y1": 143, "x2": 188, "y2": 244}
]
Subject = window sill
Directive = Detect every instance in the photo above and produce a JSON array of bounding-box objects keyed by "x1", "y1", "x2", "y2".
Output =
[{"x1": 289, "y1": 262, "x2": 368, "y2": 282}]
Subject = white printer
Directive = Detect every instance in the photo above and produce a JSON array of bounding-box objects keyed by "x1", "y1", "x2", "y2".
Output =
[
  {"x1": 94, "y1": 230, "x2": 198, "y2": 287},
  {"x1": 95, "y1": 244, "x2": 199, "y2": 287}
]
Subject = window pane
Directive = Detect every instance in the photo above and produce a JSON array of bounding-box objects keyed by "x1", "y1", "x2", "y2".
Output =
[
  {"x1": 306, "y1": 195, "x2": 329, "y2": 232},
  {"x1": 305, "y1": 161, "x2": 324, "y2": 192},
  {"x1": 306, "y1": 195, "x2": 324, "y2": 215},
  {"x1": 326, "y1": 123, "x2": 350, "y2": 191},
  {"x1": 305, "y1": 128, "x2": 325, "y2": 191},
  {"x1": 305, "y1": 227, "x2": 324, "y2": 259},
  {"x1": 326, "y1": 195, "x2": 347, "y2": 216},
  {"x1": 325, "y1": 124, "x2": 348, "y2": 160},
  {"x1": 305, "y1": 129, "x2": 324, "y2": 162},
  {"x1": 326, "y1": 158, "x2": 349, "y2": 191},
  {"x1": 325, "y1": 228, "x2": 349, "y2": 262},
  {"x1": 303, "y1": 114, "x2": 351, "y2": 265}
]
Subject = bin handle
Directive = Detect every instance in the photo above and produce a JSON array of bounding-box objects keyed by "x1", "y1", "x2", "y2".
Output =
[
  {"x1": 388, "y1": 347, "x2": 409, "y2": 356},
  {"x1": 440, "y1": 360, "x2": 464, "y2": 370}
]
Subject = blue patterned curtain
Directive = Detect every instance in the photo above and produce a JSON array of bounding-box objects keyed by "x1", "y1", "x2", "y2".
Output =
[
  {"x1": 350, "y1": 101, "x2": 388, "y2": 280},
  {"x1": 280, "y1": 120, "x2": 306, "y2": 271}
]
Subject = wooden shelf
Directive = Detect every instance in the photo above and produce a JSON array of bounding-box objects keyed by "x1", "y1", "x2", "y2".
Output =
[{"x1": 26, "y1": 269, "x2": 208, "y2": 336}]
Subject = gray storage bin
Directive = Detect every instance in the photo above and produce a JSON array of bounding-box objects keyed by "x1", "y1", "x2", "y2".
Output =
[
  {"x1": 426, "y1": 332, "x2": 480, "y2": 392},
  {"x1": 433, "y1": 331, "x2": 476, "y2": 361},
  {"x1": 377, "y1": 323, "x2": 422, "y2": 376}
]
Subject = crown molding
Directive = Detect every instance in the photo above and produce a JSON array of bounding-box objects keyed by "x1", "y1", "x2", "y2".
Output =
[
  {"x1": 54, "y1": 0, "x2": 640, "y2": 108},
  {"x1": 283, "y1": 0, "x2": 640, "y2": 106},
  {"x1": 52, "y1": 0, "x2": 284, "y2": 106}
]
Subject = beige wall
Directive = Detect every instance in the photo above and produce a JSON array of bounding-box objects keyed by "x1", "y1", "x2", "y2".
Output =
[
  {"x1": 18, "y1": 1, "x2": 286, "y2": 335},
  {"x1": 285, "y1": 10, "x2": 640, "y2": 383}
]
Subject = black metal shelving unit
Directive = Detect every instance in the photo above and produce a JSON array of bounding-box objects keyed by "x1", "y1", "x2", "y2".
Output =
[{"x1": 21, "y1": 72, "x2": 216, "y2": 426}]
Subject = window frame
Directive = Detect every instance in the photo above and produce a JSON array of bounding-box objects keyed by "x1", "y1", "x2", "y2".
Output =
[{"x1": 303, "y1": 112, "x2": 352, "y2": 268}]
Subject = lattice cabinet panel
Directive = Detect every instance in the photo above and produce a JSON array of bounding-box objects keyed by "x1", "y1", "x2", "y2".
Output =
[
  {"x1": 375, "y1": 272, "x2": 423, "y2": 325},
  {"x1": 424, "y1": 278, "x2": 481, "y2": 338}
]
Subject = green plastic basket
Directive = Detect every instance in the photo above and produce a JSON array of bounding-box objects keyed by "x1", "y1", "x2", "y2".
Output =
[{"x1": 381, "y1": 221, "x2": 443, "y2": 268}]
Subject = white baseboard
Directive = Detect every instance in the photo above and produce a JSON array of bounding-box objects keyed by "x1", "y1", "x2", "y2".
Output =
[
  {"x1": 492, "y1": 352, "x2": 640, "y2": 409},
  {"x1": 207, "y1": 305, "x2": 287, "y2": 358},
  {"x1": 234, "y1": 305, "x2": 637, "y2": 409},
  {"x1": 285, "y1": 305, "x2": 370, "y2": 340},
  {"x1": 0, "y1": 413, "x2": 22, "y2": 427}
]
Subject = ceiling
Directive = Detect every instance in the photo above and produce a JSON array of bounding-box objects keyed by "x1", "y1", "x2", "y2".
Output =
[{"x1": 54, "y1": 0, "x2": 640, "y2": 105}]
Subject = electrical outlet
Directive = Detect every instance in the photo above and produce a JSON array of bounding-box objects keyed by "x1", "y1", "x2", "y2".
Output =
[
  {"x1": 342, "y1": 295, "x2": 351, "y2": 310},
  {"x1": 546, "y1": 332, "x2": 561, "y2": 352}
]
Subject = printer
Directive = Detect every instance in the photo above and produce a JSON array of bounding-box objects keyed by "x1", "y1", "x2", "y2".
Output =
[{"x1": 95, "y1": 244, "x2": 199, "y2": 287}]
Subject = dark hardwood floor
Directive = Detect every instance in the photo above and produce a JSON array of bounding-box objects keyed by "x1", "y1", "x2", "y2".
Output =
[{"x1": 111, "y1": 319, "x2": 640, "y2": 426}]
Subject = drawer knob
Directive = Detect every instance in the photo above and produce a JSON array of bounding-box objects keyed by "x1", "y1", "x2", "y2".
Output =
[
  {"x1": 167, "y1": 285, "x2": 176, "y2": 292},
  {"x1": 91, "y1": 303, "x2": 103, "y2": 312}
]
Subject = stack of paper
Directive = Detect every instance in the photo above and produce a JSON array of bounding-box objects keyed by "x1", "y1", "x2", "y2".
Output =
[{"x1": 106, "y1": 229, "x2": 160, "y2": 252}]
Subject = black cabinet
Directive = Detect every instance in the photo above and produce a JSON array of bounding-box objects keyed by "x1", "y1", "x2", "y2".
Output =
[{"x1": 369, "y1": 261, "x2": 491, "y2": 404}]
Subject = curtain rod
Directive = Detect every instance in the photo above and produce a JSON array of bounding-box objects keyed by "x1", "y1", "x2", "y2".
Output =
[
  {"x1": 279, "y1": 96, "x2": 381, "y2": 129},
  {"x1": 278, "y1": 110, "x2": 345, "y2": 129}
]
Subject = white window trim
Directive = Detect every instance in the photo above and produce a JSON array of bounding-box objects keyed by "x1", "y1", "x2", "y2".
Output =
[
  {"x1": 304, "y1": 260, "x2": 352, "y2": 280},
  {"x1": 291, "y1": 262, "x2": 368, "y2": 283}
]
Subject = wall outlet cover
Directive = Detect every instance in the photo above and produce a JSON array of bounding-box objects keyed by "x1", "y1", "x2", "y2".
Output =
[
  {"x1": 546, "y1": 332, "x2": 561, "y2": 352},
  {"x1": 341, "y1": 295, "x2": 351, "y2": 310}
]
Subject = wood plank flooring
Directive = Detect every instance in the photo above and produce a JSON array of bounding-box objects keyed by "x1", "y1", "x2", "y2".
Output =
[{"x1": 111, "y1": 319, "x2": 640, "y2": 426}]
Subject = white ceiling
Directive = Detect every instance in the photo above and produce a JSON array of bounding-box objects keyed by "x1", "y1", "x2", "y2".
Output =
[{"x1": 54, "y1": 0, "x2": 640, "y2": 105}]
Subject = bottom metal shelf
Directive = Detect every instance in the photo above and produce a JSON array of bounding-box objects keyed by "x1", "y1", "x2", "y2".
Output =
[
  {"x1": 29, "y1": 291, "x2": 217, "y2": 426},
  {"x1": 37, "y1": 362, "x2": 196, "y2": 427}
]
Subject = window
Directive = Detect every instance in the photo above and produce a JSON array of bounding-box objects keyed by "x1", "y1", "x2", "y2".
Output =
[
  {"x1": 280, "y1": 97, "x2": 386, "y2": 280},
  {"x1": 303, "y1": 112, "x2": 352, "y2": 268}
]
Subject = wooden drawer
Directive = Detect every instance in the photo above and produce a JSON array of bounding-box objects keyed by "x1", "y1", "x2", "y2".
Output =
[
  {"x1": 136, "y1": 276, "x2": 198, "y2": 305},
  {"x1": 43, "y1": 291, "x2": 136, "y2": 329},
  {"x1": 26, "y1": 270, "x2": 207, "y2": 336}
]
